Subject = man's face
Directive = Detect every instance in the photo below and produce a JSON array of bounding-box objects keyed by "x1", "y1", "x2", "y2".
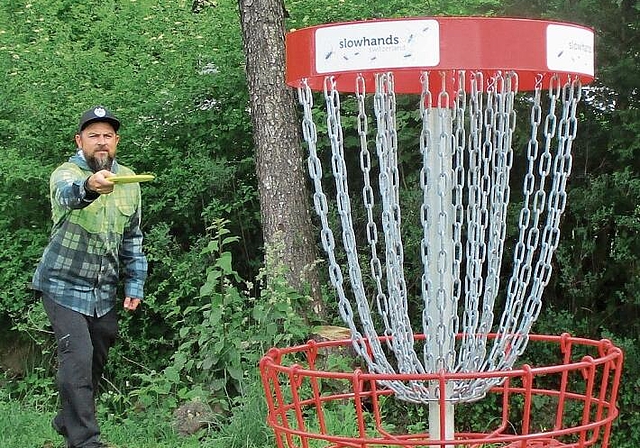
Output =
[{"x1": 75, "y1": 121, "x2": 120, "y2": 172}]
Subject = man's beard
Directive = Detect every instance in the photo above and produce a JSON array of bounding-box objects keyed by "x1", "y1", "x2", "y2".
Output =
[{"x1": 86, "y1": 153, "x2": 114, "y2": 172}]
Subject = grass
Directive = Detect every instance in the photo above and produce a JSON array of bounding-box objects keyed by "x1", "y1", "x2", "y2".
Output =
[
  {"x1": 0, "y1": 400, "x2": 206, "y2": 448},
  {"x1": 0, "y1": 400, "x2": 58, "y2": 448},
  {"x1": 0, "y1": 383, "x2": 504, "y2": 448},
  {"x1": 0, "y1": 396, "x2": 274, "y2": 448}
]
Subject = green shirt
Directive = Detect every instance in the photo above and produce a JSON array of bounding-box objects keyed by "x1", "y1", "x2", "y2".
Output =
[{"x1": 32, "y1": 152, "x2": 148, "y2": 317}]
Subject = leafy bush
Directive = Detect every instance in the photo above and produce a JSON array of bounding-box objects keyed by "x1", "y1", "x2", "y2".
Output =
[{"x1": 118, "y1": 220, "x2": 310, "y2": 418}]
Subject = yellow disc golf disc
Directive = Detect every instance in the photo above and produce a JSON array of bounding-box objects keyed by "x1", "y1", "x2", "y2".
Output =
[{"x1": 109, "y1": 174, "x2": 155, "y2": 184}]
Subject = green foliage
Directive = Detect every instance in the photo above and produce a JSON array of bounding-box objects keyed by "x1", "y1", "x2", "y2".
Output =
[
  {"x1": 0, "y1": 401, "x2": 60, "y2": 448},
  {"x1": 123, "y1": 221, "x2": 310, "y2": 417},
  {"x1": 555, "y1": 169, "x2": 640, "y2": 333},
  {"x1": 603, "y1": 332, "x2": 640, "y2": 448},
  {"x1": 0, "y1": 229, "x2": 47, "y2": 317},
  {"x1": 286, "y1": 0, "x2": 505, "y2": 27},
  {"x1": 213, "y1": 378, "x2": 274, "y2": 448},
  {"x1": 1, "y1": 366, "x2": 56, "y2": 411},
  {"x1": 0, "y1": 385, "x2": 273, "y2": 448}
]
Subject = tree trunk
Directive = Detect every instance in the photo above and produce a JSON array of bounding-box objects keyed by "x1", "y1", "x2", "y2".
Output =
[{"x1": 238, "y1": 0, "x2": 325, "y2": 317}]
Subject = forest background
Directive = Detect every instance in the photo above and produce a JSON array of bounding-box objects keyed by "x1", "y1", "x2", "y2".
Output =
[{"x1": 0, "y1": 0, "x2": 638, "y2": 447}]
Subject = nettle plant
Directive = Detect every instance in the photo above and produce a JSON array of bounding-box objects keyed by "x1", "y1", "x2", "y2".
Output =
[{"x1": 130, "y1": 219, "x2": 310, "y2": 413}]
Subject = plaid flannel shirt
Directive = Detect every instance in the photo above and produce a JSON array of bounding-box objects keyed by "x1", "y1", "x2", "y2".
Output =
[{"x1": 32, "y1": 152, "x2": 148, "y2": 317}]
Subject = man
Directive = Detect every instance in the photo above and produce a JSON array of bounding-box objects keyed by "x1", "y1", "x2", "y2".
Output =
[{"x1": 32, "y1": 106, "x2": 148, "y2": 448}]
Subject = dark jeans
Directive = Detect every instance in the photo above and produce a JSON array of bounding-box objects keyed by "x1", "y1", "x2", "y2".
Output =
[{"x1": 42, "y1": 293, "x2": 118, "y2": 448}]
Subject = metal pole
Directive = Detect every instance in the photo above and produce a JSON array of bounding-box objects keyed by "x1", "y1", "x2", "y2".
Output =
[{"x1": 425, "y1": 107, "x2": 455, "y2": 448}]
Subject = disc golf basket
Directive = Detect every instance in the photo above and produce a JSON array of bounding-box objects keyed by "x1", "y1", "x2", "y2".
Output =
[{"x1": 259, "y1": 17, "x2": 623, "y2": 448}]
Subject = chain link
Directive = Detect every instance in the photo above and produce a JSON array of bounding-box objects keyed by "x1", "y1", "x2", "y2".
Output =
[{"x1": 297, "y1": 72, "x2": 582, "y2": 403}]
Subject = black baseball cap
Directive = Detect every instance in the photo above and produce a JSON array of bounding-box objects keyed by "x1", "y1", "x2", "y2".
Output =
[{"x1": 77, "y1": 106, "x2": 120, "y2": 133}]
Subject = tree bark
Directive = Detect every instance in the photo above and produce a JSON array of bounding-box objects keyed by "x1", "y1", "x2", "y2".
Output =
[{"x1": 238, "y1": 0, "x2": 324, "y2": 317}]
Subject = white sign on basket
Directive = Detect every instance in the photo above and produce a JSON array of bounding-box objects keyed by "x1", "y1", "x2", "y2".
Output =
[
  {"x1": 315, "y1": 20, "x2": 440, "y2": 74},
  {"x1": 546, "y1": 24, "x2": 595, "y2": 76}
]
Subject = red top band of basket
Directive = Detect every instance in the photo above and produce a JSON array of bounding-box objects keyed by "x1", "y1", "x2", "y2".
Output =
[{"x1": 286, "y1": 17, "x2": 595, "y2": 93}]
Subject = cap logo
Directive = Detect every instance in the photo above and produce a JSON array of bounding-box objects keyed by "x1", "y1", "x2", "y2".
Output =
[{"x1": 93, "y1": 107, "x2": 107, "y2": 117}]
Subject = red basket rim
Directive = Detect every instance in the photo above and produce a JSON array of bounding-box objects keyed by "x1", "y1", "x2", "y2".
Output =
[
  {"x1": 259, "y1": 333, "x2": 623, "y2": 447},
  {"x1": 286, "y1": 17, "x2": 595, "y2": 93},
  {"x1": 260, "y1": 333, "x2": 622, "y2": 381}
]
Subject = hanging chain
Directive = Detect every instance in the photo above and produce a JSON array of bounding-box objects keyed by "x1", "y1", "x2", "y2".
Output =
[
  {"x1": 374, "y1": 72, "x2": 426, "y2": 382},
  {"x1": 298, "y1": 71, "x2": 582, "y2": 404},
  {"x1": 357, "y1": 75, "x2": 392, "y2": 343}
]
